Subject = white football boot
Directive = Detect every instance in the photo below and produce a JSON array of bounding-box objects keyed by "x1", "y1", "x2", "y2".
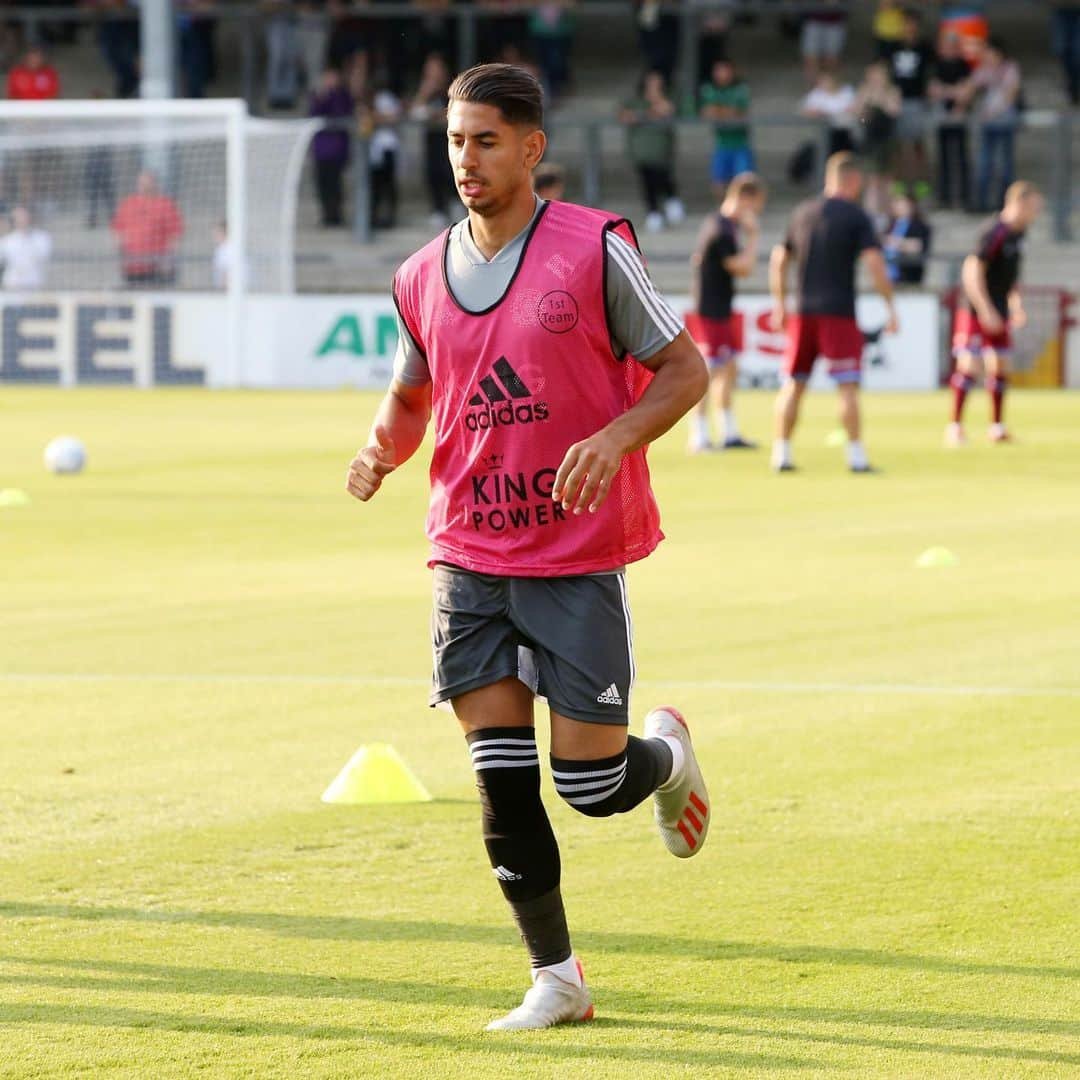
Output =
[
  {"x1": 944, "y1": 421, "x2": 967, "y2": 448},
  {"x1": 644, "y1": 706, "x2": 710, "y2": 858},
  {"x1": 486, "y1": 964, "x2": 594, "y2": 1031}
]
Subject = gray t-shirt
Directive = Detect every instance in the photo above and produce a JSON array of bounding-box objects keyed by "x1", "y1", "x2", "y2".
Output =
[{"x1": 393, "y1": 197, "x2": 682, "y2": 385}]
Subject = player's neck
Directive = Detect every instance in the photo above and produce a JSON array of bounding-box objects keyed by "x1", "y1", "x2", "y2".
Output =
[{"x1": 468, "y1": 190, "x2": 539, "y2": 261}]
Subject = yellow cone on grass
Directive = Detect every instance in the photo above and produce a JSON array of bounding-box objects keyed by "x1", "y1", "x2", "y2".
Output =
[
  {"x1": 916, "y1": 546, "x2": 958, "y2": 569},
  {"x1": 321, "y1": 743, "x2": 432, "y2": 805},
  {"x1": 0, "y1": 488, "x2": 31, "y2": 508}
]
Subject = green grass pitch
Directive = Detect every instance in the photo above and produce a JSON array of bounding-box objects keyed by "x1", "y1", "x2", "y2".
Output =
[{"x1": 1, "y1": 387, "x2": 1078, "y2": 1079}]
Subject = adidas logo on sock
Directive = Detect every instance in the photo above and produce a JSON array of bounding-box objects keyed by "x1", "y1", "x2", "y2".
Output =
[
  {"x1": 596, "y1": 683, "x2": 624, "y2": 706},
  {"x1": 492, "y1": 865, "x2": 522, "y2": 882},
  {"x1": 464, "y1": 357, "x2": 549, "y2": 431}
]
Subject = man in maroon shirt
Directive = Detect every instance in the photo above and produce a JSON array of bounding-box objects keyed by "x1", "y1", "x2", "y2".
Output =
[
  {"x1": 948, "y1": 180, "x2": 1043, "y2": 445},
  {"x1": 769, "y1": 152, "x2": 898, "y2": 473}
]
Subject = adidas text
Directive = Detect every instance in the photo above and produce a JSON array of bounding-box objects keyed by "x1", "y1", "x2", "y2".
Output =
[
  {"x1": 465, "y1": 401, "x2": 549, "y2": 431},
  {"x1": 464, "y1": 357, "x2": 551, "y2": 431},
  {"x1": 596, "y1": 684, "x2": 624, "y2": 706},
  {"x1": 493, "y1": 865, "x2": 522, "y2": 882}
]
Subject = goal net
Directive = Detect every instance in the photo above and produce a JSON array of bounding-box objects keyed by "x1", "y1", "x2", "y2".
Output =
[{"x1": 0, "y1": 99, "x2": 318, "y2": 295}]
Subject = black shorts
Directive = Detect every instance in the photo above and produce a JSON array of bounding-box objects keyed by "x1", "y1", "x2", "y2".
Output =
[{"x1": 430, "y1": 563, "x2": 635, "y2": 725}]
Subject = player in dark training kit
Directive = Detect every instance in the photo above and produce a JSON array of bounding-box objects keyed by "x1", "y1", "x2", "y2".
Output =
[
  {"x1": 769, "y1": 153, "x2": 898, "y2": 473},
  {"x1": 948, "y1": 181, "x2": 1043, "y2": 446},
  {"x1": 686, "y1": 172, "x2": 765, "y2": 453},
  {"x1": 345, "y1": 65, "x2": 711, "y2": 1032}
]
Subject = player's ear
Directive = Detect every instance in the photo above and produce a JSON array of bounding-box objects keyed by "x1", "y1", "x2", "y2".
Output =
[{"x1": 523, "y1": 128, "x2": 546, "y2": 171}]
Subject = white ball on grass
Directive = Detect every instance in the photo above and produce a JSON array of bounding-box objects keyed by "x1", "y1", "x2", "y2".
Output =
[{"x1": 44, "y1": 436, "x2": 87, "y2": 475}]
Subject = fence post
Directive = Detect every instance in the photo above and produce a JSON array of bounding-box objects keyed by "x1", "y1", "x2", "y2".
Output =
[
  {"x1": 677, "y1": 5, "x2": 699, "y2": 117},
  {"x1": 582, "y1": 121, "x2": 601, "y2": 206},
  {"x1": 241, "y1": 12, "x2": 257, "y2": 114},
  {"x1": 352, "y1": 130, "x2": 372, "y2": 244},
  {"x1": 815, "y1": 121, "x2": 831, "y2": 187},
  {"x1": 1051, "y1": 109, "x2": 1074, "y2": 243},
  {"x1": 457, "y1": 7, "x2": 477, "y2": 72}
]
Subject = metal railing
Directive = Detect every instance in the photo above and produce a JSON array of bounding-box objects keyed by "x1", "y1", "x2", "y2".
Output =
[
  {"x1": 2, "y1": 1, "x2": 1073, "y2": 138},
  {"x1": 339, "y1": 110, "x2": 1077, "y2": 244}
]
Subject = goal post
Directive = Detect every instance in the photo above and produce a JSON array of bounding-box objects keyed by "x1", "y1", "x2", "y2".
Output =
[{"x1": 0, "y1": 99, "x2": 320, "y2": 386}]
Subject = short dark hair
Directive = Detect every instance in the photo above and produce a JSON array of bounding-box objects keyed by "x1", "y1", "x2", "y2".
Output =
[{"x1": 448, "y1": 63, "x2": 544, "y2": 128}]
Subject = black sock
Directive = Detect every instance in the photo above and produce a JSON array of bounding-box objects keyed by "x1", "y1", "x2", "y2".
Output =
[
  {"x1": 550, "y1": 735, "x2": 673, "y2": 818},
  {"x1": 467, "y1": 727, "x2": 570, "y2": 968}
]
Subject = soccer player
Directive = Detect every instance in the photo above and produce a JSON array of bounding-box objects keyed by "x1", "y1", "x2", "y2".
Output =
[
  {"x1": 768, "y1": 151, "x2": 898, "y2": 473},
  {"x1": 947, "y1": 180, "x2": 1043, "y2": 446},
  {"x1": 686, "y1": 172, "x2": 764, "y2": 453},
  {"x1": 345, "y1": 64, "x2": 711, "y2": 1032}
]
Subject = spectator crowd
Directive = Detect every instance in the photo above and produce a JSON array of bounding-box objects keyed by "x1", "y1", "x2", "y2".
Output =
[{"x1": 0, "y1": 0, "x2": 1075, "y2": 288}]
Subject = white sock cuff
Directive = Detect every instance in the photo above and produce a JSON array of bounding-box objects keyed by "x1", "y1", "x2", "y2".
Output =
[{"x1": 532, "y1": 954, "x2": 582, "y2": 987}]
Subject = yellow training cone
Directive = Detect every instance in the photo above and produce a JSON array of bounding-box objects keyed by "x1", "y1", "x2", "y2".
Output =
[
  {"x1": 0, "y1": 488, "x2": 31, "y2": 508},
  {"x1": 321, "y1": 743, "x2": 433, "y2": 805},
  {"x1": 916, "y1": 546, "x2": 959, "y2": 569}
]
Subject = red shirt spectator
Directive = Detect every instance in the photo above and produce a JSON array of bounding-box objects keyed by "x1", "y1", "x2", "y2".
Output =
[
  {"x1": 112, "y1": 171, "x2": 185, "y2": 284},
  {"x1": 7, "y1": 48, "x2": 60, "y2": 100}
]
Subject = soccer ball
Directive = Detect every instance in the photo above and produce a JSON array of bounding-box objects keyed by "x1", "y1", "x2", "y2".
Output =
[{"x1": 44, "y1": 436, "x2": 87, "y2": 475}]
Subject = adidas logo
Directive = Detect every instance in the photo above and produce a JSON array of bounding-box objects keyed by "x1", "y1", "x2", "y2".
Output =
[
  {"x1": 596, "y1": 683, "x2": 624, "y2": 706},
  {"x1": 492, "y1": 865, "x2": 522, "y2": 882},
  {"x1": 464, "y1": 357, "x2": 549, "y2": 431}
]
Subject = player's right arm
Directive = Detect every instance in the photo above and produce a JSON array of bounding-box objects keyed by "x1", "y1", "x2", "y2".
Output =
[
  {"x1": 722, "y1": 216, "x2": 759, "y2": 279},
  {"x1": 345, "y1": 378, "x2": 432, "y2": 502},
  {"x1": 346, "y1": 316, "x2": 433, "y2": 502},
  {"x1": 961, "y1": 253, "x2": 1005, "y2": 334}
]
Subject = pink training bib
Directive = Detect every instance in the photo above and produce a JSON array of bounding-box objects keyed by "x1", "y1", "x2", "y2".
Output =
[{"x1": 393, "y1": 200, "x2": 664, "y2": 577}]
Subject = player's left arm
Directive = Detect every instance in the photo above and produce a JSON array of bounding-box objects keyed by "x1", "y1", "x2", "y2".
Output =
[
  {"x1": 552, "y1": 332, "x2": 706, "y2": 515},
  {"x1": 552, "y1": 233, "x2": 706, "y2": 514},
  {"x1": 1008, "y1": 288, "x2": 1027, "y2": 328},
  {"x1": 861, "y1": 247, "x2": 899, "y2": 334}
]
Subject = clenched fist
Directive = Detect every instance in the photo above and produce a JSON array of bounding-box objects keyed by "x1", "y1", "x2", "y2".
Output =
[{"x1": 346, "y1": 425, "x2": 397, "y2": 501}]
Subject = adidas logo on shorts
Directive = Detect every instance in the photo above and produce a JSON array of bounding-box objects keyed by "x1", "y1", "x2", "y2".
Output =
[
  {"x1": 464, "y1": 357, "x2": 549, "y2": 431},
  {"x1": 596, "y1": 683, "x2": 624, "y2": 706},
  {"x1": 492, "y1": 865, "x2": 523, "y2": 882}
]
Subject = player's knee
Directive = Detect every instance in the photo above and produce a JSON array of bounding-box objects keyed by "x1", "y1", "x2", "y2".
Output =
[{"x1": 551, "y1": 751, "x2": 630, "y2": 818}]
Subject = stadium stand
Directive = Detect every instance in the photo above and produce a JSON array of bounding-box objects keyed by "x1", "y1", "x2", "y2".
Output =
[{"x1": 0, "y1": 1, "x2": 1075, "y2": 297}]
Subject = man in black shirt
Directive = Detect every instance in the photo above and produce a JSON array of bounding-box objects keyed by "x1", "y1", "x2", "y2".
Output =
[
  {"x1": 769, "y1": 152, "x2": 898, "y2": 473},
  {"x1": 948, "y1": 180, "x2": 1043, "y2": 445},
  {"x1": 929, "y1": 30, "x2": 972, "y2": 209},
  {"x1": 890, "y1": 9, "x2": 933, "y2": 192},
  {"x1": 686, "y1": 172, "x2": 764, "y2": 451}
]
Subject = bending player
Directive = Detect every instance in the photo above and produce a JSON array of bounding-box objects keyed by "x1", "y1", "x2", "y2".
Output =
[
  {"x1": 346, "y1": 65, "x2": 710, "y2": 1032},
  {"x1": 686, "y1": 172, "x2": 765, "y2": 452},
  {"x1": 769, "y1": 152, "x2": 898, "y2": 473},
  {"x1": 948, "y1": 180, "x2": 1043, "y2": 446}
]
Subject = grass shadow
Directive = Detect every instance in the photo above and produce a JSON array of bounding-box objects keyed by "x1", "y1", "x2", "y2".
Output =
[
  {"x1": 0, "y1": 1000, "x2": 819, "y2": 1072},
  {"x1": 2, "y1": 957, "x2": 1075, "y2": 1069},
  {"x1": 1, "y1": 901, "x2": 1076, "y2": 982}
]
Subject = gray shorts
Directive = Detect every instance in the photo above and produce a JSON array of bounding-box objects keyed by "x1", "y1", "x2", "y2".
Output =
[{"x1": 429, "y1": 563, "x2": 635, "y2": 725}]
